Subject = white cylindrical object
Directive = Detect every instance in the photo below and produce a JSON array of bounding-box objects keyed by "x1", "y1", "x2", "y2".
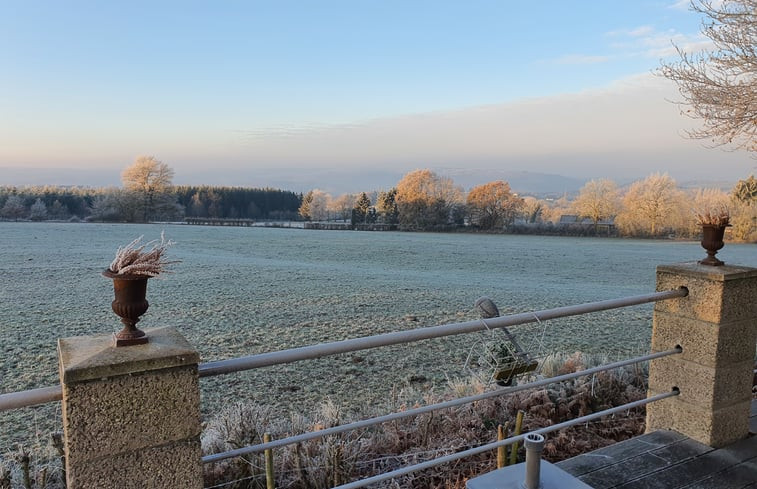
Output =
[{"x1": 523, "y1": 432, "x2": 545, "y2": 489}]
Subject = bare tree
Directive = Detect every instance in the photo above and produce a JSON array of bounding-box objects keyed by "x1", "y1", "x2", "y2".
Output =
[
  {"x1": 121, "y1": 156, "x2": 175, "y2": 222},
  {"x1": 520, "y1": 196, "x2": 544, "y2": 223},
  {"x1": 617, "y1": 173, "x2": 686, "y2": 236},
  {"x1": 572, "y1": 179, "x2": 620, "y2": 232},
  {"x1": 329, "y1": 194, "x2": 357, "y2": 221},
  {"x1": 659, "y1": 0, "x2": 757, "y2": 152}
]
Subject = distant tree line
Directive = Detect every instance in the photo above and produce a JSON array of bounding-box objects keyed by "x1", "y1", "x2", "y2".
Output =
[
  {"x1": 0, "y1": 156, "x2": 301, "y2": 223},
  {"x1": 0, "y1": 185, "x2": 301, "y2": 223},
  {"x1": 6, "y1": 156, "x2": 757, "y2": 242},
  {"x1": 297, "y1": 169, "x2": 757, "y2": 241},
  {"x1": 175, "y1": 186, "x2": 301, "y2": 220}
]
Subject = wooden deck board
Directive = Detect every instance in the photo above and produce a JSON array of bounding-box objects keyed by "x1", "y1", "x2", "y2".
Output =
[
  {"x1": 576, "y1": 439, "x2": 712, "y2": 489},
  {"x1": 555, "y1": 430, "x2": 686, "y2": 477},
  {"x1": 559, "y1": 400, "x2": 757, "y2": 489},
  {"x1": 679, "y1": 459, "x2": 757, "y2": 489},
  {"x1": 614, "y1": 439, "x2": 753, "y2": 489}
]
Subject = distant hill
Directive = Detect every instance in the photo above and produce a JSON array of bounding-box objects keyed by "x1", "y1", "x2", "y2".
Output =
[
  {"x1": 438, "y1": 169, "x2": 586, "y2": 198},
  {"x1": 1, "y1": 165, "x2": 739, "y2": 198}
]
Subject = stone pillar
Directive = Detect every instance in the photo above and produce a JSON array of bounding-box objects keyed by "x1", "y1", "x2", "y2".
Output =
[
  {"x1": 647, "y1": 263, "x2": 757, "y2": 447},
  {"x1": 58, "y1": 327, "x2": 202, "y2": 488}
]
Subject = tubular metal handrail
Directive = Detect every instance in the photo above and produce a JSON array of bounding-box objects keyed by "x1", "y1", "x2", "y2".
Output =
[
  {"x1": 332, "y1": 389, "x2": 680, "y2": 489},
  {"x1": 198, "y1": 288, "x2": 688, "y2": 377},
  {"x1": 0, "y1": 385, "x2": 62, "y2": 411},
  {"x1": 0, "y1": 288, "x2": 687, "y2": 412},
  {"x1": 202, "y1": 346, "x2": 682, "y2": 463}
]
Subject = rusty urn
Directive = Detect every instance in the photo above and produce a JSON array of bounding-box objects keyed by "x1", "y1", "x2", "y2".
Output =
[
  {"x1": 699, "y1": 224, "x2": 727, "y2": 266},
  {"x1": 103, "y1": 269, "x2": 150, "y2": 346}
]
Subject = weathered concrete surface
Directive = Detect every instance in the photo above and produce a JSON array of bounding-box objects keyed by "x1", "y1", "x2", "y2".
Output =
[
  {"x1": 59, "y1": 326, "x2": 202, "y2": 489},
  {"x1": 59, "y1": 326, "x2": 200, "y2": 383},
  {"x1": 647, "y1": 263, "x2": 757, "y2": 448}
]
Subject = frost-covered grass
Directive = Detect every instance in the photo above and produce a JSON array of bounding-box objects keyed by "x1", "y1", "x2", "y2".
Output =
[
  {"x1": 2, "y1": 222, "x2": 756, "y2": 450},
  {"x1": 0, "y1": 352, "x2": 649, "y2": 489}
]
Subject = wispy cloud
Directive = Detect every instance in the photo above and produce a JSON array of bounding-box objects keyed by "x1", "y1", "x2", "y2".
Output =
[
  {"x1": 606, "y1": 25, "x2": 654, "y2": 37},
  {"x1": 669, "y1": 0, "x2": 691, "y2": 11},
  {"x1": 669, "y1": 0, "x2": 724, "y2": 10},
  {"x1": 608, "y1": 25, "x2": 711, "y2": 58},
  {"x1": 223, "y1": 73, "x2": 748, "y2": 184},
  {"x1": 552, "y1": 54, "x2": 611, "y2": 65},
  {"x1": 239, "y1": 121, "x2": 365, "y2": 140},
  {"x1": 627, "y1": 25, "x2": 655, "y2": 37}
]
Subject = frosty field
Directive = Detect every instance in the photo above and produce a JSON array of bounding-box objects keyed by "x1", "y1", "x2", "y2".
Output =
[{"x1": 1, "y1": 222, "x2": 756, "y2": 448}]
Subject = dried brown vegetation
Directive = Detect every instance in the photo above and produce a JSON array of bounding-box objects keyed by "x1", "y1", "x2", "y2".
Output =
[
  {"x1": 0, "y1": 354, "x2": 651, "y2": 488},
  {"x1": 202, "y1": 352, "x2": 648, "y2": 489}
]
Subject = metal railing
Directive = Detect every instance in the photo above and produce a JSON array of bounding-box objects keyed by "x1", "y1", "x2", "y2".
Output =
[
  {"x1": 334, "y1": 389, "x2": 680, "y2": 489},
  {"x1": 202, "y1": 346, "x2": 682, "y2": 463},
  {"x1": 196, "y1": 288, "x2": 686, "y2": 487},
  {"x1": 0, "y1": 288, "x2": 687, "y2": 412},
  {"x1": 0, "y1": 287, "x2": 689, "y2": 489},
  {"x1": 198, "y1": 288, "x2": 687, "y2": 377}
]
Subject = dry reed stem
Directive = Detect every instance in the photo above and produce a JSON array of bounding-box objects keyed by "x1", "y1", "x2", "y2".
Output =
[{"x1": 695, "y1": 205, "x2": 730, "y2": 227}]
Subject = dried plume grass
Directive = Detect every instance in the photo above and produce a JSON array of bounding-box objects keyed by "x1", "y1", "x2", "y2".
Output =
[
  {"x1": 108, "y1": 232, "x2": 178, "y2": 277},
  {"x1": 695, "y1": 205, "x2": 730, "y2": 227}
]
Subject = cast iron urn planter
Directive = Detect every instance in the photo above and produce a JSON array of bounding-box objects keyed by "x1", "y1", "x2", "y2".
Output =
[
  {"x1": 103, "y1": 269, "x2": 150, "y2": 346},
  {"x1": 699, "y1": 225, "x2": 728, "y2": 266}
]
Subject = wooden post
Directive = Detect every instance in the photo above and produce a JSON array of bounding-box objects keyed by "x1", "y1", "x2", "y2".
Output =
[
  {"x1": 264, "y1": 433, "x2": 275, "y2": 489},
  {"x1": 496, "y1": 424, "x2": 507, "y2": 468},
  {"x1": 509, "y1": 411, "x2": 524, "y2": 466}
]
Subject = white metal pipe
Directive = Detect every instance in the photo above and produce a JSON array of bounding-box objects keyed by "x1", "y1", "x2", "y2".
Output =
[
  {"x1": 332, "y1": 389, "x2": 679, "y2": 489},
  {"x1": 199, "y1": 288, "x2": 687, "y2": 377},
  {"x1": 202, "y1": 347, "x2": 681, "y2": 463},
  {"x1": 523, "y1": 433, "x2": 545, "y2": 489},
  {"x1": 0, "y1": 385, "x2": 62, "y2": 411}
]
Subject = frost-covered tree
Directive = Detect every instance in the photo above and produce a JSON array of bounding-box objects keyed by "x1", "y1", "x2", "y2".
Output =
[
  {"x1": 617, "y1": 173, "x2": 686, "y2": 236},
  {"x1": 1, "y1": 195, "x2": 26, "y2": 220},
  {"x1": 659, "y1": 0, "x2": 757, "y2": 152},
  {"x1": 299, "y1": 189, "x2": 330, "y2": 221},
  {"x1": 377, "y1": 188, "x2": 399, "y2": 224},
  {"x1": 352, "y1": 192, "x2": 372, "y2": 224},
  {"x1": 466, "y1": 180, "x2": 522, "y2": 229},
  {"x1": 29, "y1": 198, "x2": 48, "y2": 221},
  {"x1": 121, "y1": 156, "x2": 176, "y2": 221},
  {"x1": 48, "y1": 199, "x2": 69, "y2": 220},
  {"x1": 572, "y1": 179, "x2": 620, "y2": 231},
  {"x1": 299, "y1": 191, "x2": 313, "y2": 220},
  {"x1": 396, "y1": 169, "x2": 463, "y2": 230},
  {"x1": 329, "y1": 193, "x2": 357, "y2": 221},
  {"x1": 733, "y1": 175, "x2": 757, "y2": 204},
  {"x1": 520, "y1": 196, "x2": 544, "y2": 223}
]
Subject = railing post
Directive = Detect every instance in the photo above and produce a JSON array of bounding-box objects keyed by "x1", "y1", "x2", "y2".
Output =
[
  {"x1": 58, "y1": 326, "x2": 203, "y2": 488},
  {"x1": 647, "y1": 263, "x2": 757, "y2": 447}
]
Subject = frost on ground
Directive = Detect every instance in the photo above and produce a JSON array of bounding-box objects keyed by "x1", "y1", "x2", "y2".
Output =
[{"x1": 3, "y1": 222, "x2": 755, "y2": 451}]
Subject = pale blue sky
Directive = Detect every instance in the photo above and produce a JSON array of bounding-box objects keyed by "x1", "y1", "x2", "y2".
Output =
[{"x1": 1, "y1": 1, "x2": 750, "y2": 191}]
